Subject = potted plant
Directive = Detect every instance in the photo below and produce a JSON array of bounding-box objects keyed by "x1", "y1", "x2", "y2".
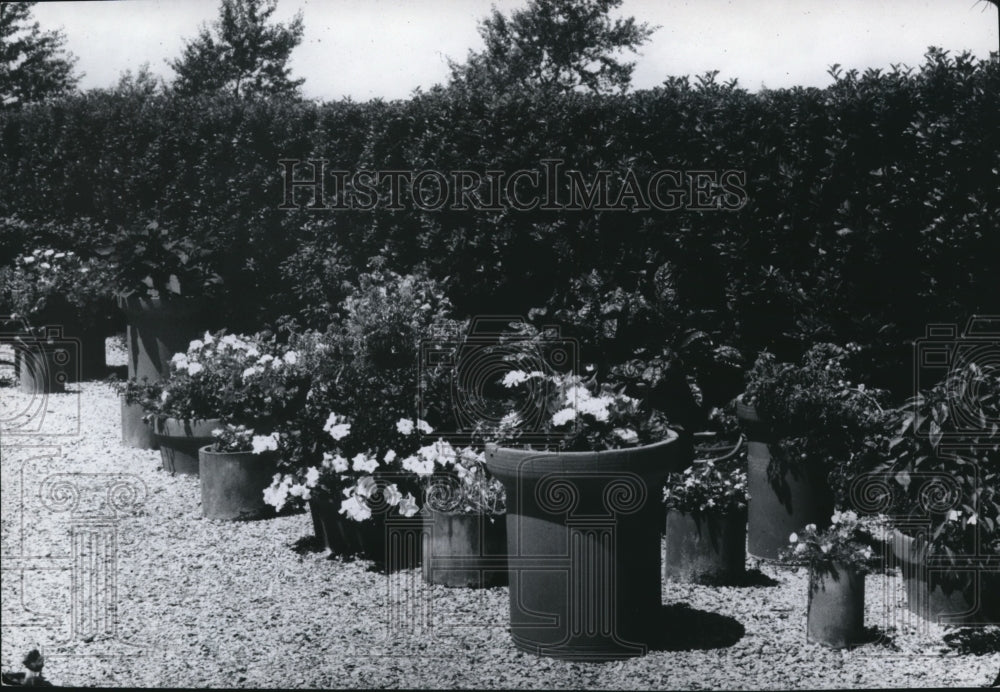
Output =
[
  {"x1": 780, "y1": 510, "x2": 884, "y2": 648},
  {"x1": 662, "y1": 433, "x2": 747, "y2": 585},
  {"x1": 1, "y1": 248, "x2": 115, "y2": 386},
  {"x1": 115, "y1": 377, "x2": 161, "y2": 450},
  {"x1": 738, "y1": 343, "x2": 887, "y2": 559},
  {"x1": 401, "y1": 438, "x2": 507, "y2": 588},
  {"x1": 138, "y1": 329, "x2": 307, "y2": 476},
  {"x1": 482, "y1": 362, "x2": 689, "y2": 661},
  {"x1": 198, "y1": 424, "x2": 280, "y2": 520},
  {"x1": 100, "y1": 219, "x2": 223, "y2": 383},
  {"x1": 867, "y1": 360, "x2": 1000, "y2": 624}
]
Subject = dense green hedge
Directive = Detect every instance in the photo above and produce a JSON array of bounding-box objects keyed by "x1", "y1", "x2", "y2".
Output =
[{"x1": 1, "y1": 48, "x2": 997, "y2": 398}]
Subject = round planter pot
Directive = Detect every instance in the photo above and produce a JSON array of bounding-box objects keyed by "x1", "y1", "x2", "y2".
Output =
[
  {"x1": 737, "y1": 399, "x2": 835, "y2": 560},
  {"x1": 890, "y1": 530, "x2": 1000, "y2": 625},
  {"x1": 117, "y1": 294, "x2": 206, "y2": 383},
  {"x1": 807, "y1": 562, "x2": 865, "y2": 648},
  {"x1": 309, "y1": 498, "x2": 422, "y2": 571},
  {"x1": 15, "y1": 340, "x2": 67, "y2": 394},
  {"x1": 664, "y1": 508, "x2": 746, "y2": 585},
  {"x1": 484, "y1": 432, "x2": 691, "y2": 661},
  {"x1": 422, "y1": 510, "x2": 507, "y2": 588},
  {"x1": 154, "y1": 417, "x2": 221, "y2": 476},
  {"x1": 120, "y1": 397, "x2": 158, "y2": 450},
  {"x1": 198, "y1": 446, "x2": 277, "y2": 520}
]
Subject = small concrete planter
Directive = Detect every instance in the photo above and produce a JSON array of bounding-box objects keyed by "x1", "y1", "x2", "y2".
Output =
[
  {"x1": 807, "y1": 562, "x2": 865, "y2": 648},
  {"x1": 198, "y1": 446, "x2": 276, "y2": 520},
  {"x1": 422, "y1": 511, "x2": 507, "y2": 588},
  {"x1": 664, "y1": 509, "x2": 746, "y2": 585},
  {"x1": 309, "y1": 498, "x2": 422, "y2": 571},
  {"x1": 120, "y1": 398, "x2": 158, "y2": 450},
  {"x1": 154, "y1": 417, "x2": 221, "y2": 476}
]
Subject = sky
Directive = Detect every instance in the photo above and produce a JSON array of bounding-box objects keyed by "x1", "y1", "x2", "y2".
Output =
[{"x1": 29, "y1": 0, "x2": 1000, "y2": 102}]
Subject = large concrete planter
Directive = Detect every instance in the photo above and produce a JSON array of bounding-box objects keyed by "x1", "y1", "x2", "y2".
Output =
[
  {"x1": 807, "y1": 562, "x2": 865, "y2": 648},
  {"x1": 484, "y1": 432, "x2": 691, "y2": 661},
  {"x1": 198, "y1": 446, "x2": 276, "y2": 520},
  {"x1": 737, "y1": 399, "x2": 834, "y2": 560},
  {"x1": 117, "y1": 294, "x2": 206, "y2": 383}
]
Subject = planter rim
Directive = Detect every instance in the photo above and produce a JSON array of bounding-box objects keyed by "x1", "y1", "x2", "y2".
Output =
[
  {"x1": 155, "y1": 416, "x2": 223, "y2": 436},
  {"x1": 487, "y1": 428, "x2": 678, "y2": 460}
]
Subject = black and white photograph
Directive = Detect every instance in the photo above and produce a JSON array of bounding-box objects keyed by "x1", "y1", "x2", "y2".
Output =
[{"x1": 1, "y1": 0, "x2": 999, "y2": 688}]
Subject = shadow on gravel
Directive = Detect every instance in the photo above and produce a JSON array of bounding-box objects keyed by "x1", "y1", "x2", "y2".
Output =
[
  {"x1": 683, "y1": 569, "x2": 780, "y2": 588},
  {"x1": 942, "y1": 626, "x2": 1000, "y2": 655},
  {"x1": 856, "y1": 625, "x2": 901, "y2": 651},
  {"x1": 292, "y1": 535, "x2": 326, "y2": 554},
  {"x1": 647, "y1": 603, "x2": 745, "y2": 651}
]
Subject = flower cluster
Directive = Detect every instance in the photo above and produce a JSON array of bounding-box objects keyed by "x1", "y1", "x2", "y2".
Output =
[
  {"x1": 780, "y1": 510, "x2": 886, "y2": 575},
  {"x1": 340, "y1": 476, "x2": 419, "y2": 522},
  {"x1": 208, "y1": 423, "x2": 280, "y2": 455},
  {"x1": 662, "y1": 460, "x2": 747, "y2": 514},
  {"x1": 399, "y1": 434, "x2": 505, "y2": 515},
  {"x1": 0, "y1": 248, "x2": 112, "y2": 323},
  {"x1": 135, "y1": 329, "x2": 309, "y2": 427},
  {"x1": 482, "y1": 369, "x2": 674, "y2": 452}
]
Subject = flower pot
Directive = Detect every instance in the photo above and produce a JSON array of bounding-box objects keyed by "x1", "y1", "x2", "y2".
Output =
[
  {"x1": 14, "y1": 338, "x2": 66, "y2": 394},
  {"x1": 664, "y1": 509, "x2": 746, "y2": 585},
  {"x1": 889, "y1": 530, "x2": 1000, "y2": 625},
  {"x1": 198, "y1": 446, "x2": 277, "y2": 520},
  {"x1": 309, "y1": 498, "x2": 423, "y2": 571},
  {"x1": 807, "y1": 562, "x2": 865, "y2": 648},
  {"x1": 154, "y1": 416, "x2": 221, "y2": 476},
  {"x1": 484, "y1": 432, "x2": 690, "y2": 661},
  {"x1": 120, "y1": 397, "x2": 158, "y2": 450},
  {"x1": 737, "y1": 399, "x2": 835, "y2": 560},
  {"x1": 117, "y1": 294, "x2": 206, "y2": 383},
  {"x1": 422, "y1": 510, "x2": 507, "y2": 588}
]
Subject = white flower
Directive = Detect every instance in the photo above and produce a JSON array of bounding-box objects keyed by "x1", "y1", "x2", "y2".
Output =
[
  {"x1": 383, "y1": 483, "x2": 403, "y2": 507},
  {"x1": 804, "y1": 524, "x2": 817, "y2": 533},
  {"x1": 946, "y1": 509, "x2": 961, "y2": 522},
  {"x1": 43, "y1": 249, "x2": 55, "y2": 257},
  {"x1": 257, "y1": 354, "x2": 274, "y2": 365},
  {"x1": 401, "y1": 455, "x2": 434, "y2": 477},
  {"x1": 502, "y1": 370, "x2": 529, "y2": 388},
  {"x1": 160, "y1": 390, "x2": 170, "y2": 403},
  {"x1": 304, "y1": 466, "x2": 321, "y2": 488},
  {"x1": 399, "y1": 492, "x2": 419, "y2": 517},
  {"x1": 340, "y1": 495, "x2": 372, "y2": 521},
  {"x1": 355, "y1": 475, "x2": 378, "y2": 498},
  {"x1": 203, "y1": 330, "x2": 215, "y2": 345},
  {"x1": 283, "y1": 350, "x2": 298, "y2": 365},
  {"x1": 499, "y1": 411, "x2": 521, "y2": 429},
  {"x1": 322, "y1": 452, "x2": 349, "y2": 473},
  {"x1": 789, "y1": 532, "x2": 799, "y2": 543},
  {"x1": 22, "y1": 256, "x2": 35, "y2": 264},
  {"x1": 352, "y1": 453, "x2": 379, "y2": 473},
  {"x1": 170, "y1": 352, "x2": 189, "y2": 367},
  {"x1": 251, "y1": 433, "x2": 279, "y2": 454},
  {"x1": 323, "y1": 413, "x2": 351, "y2": 440},
  {"x1": 54, "y1": 252, "x2": 65, "y2": 259},
  {"x1": 613, "y1": 428, "x2": 639, "y2": 444},
  {"x1": 187, "y1": 362, "x2": 204, "y2": 376},
  {"x1": 39, "y1": 262, "x2": 51, "y2": 269},
  {"x1": 384, "y1": 449, "x2": 397, "y2": 464},
  {"x1": 188, "y1": 339, "x2": 204, "y2": 352},
  {"x1": 396, "y1": 418, "x2": 415, "y2": 436},
  {"x1": 246, "y1": 347, "x2": 260, "y2": 359},
  {"x1": 552, "y1": 407, "x2": 576, "y2": 427},
  {"x1": 416, "y1": 419, "x2": 434, "y2": 434},
  {"x1": 241, "y1": 366, "x2": 259, "y2": 380}
]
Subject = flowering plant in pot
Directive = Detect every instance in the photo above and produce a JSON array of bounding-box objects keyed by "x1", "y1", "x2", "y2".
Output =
[
  {"x1": 136, "y1": 329, "x2": 309, "y2": 476},
  {"x1": 480, "y1": 350, "x2": 689, "y2": 660},
  {"x1": 198, "y1": 423, "x2": 283, "y2": 520},
  {"x1": 662, "y1": 443, "x2": 748, "y2": 584},
  {"x1": 779, "y1": 510, "x2": 885, "y2": 648},
  {"x1": 0, "y1": 248, "x2": 116, "y2": 382},
  {"x1": 865, "y1": 358, "x2": 1000, "y2": 624},
  {"x1": 738, "y1": 342, "x2": 889, "y2": 558}
]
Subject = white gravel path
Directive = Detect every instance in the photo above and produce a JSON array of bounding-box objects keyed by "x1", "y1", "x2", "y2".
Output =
[{"x1": 1, "y1": 372, "x2": 998, "y2": 688}]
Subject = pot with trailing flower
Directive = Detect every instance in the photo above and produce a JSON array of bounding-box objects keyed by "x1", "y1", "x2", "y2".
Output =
[
  {"x1": 738, "y1": 344, "x2": 886, "y2": 559},
  {"x1": 198, "y1": 424, "x2": 280, "y2": 520},
  {"x1": 663, "y1": 435, "x2": 747, "y2": 585},
  {"x1": 483, "y1": 368, "x2": 691, "y2": 661},
  {"x1": 780, "y1": 510, "x2": 884, "y2": 648},
  {"x1": 402, "y1": 436, "x2": 507, "y2": 588}
]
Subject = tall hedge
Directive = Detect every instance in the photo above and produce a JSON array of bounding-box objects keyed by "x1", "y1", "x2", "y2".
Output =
[{"x1": 1, "y1": 48, "x2": 997, "y2": 396}]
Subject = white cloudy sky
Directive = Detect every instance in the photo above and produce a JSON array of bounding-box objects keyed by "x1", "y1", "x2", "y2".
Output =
[{"x1": 31, "y1": 0, "x2": 1000, "y2": 101}]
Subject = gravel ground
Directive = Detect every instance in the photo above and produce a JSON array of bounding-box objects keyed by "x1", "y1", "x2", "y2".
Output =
[{"x1": 1, "y1": 349, "x2": 998, "y2": 689}]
